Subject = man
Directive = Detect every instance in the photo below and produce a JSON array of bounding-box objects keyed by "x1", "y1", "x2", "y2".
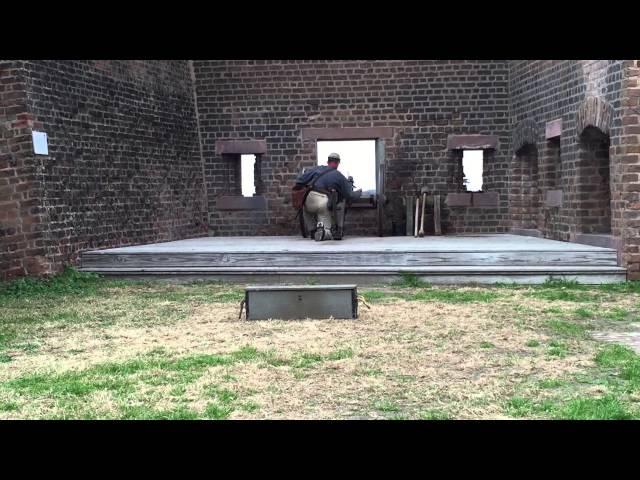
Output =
[{"x1": 295, "y1": 152, "x2": 362, "y2": 241}]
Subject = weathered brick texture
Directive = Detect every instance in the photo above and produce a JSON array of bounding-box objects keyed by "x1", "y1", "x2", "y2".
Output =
[
  {"x1": 1, "y1": 60, "x2": 207, "y2": 280},
  {"x1": 508, "y1": 60, "x2": 624, "y2": 241},
  {"x1": 618, "y1": 60, "x2": 640, "y2": 278},
  {"x1": 0, "y1": 61, "x2": 49, "y2": 280},
  {"x1": 4, "y1": 59, "x2": 640, "y2": 280},
  {"x1": 193, "y1": 60, "x2": 511, "y2": 236}
]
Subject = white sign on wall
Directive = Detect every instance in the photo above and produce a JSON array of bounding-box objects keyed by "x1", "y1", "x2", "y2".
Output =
[{"x1": 32, "y1": 131, "x2": 48, "y2": 155}]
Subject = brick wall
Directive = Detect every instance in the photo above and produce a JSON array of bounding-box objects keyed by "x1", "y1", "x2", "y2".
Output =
[
  {"x1": 5, "y1": 59, "x2": 640, "y2": 280},
  {"x1": 193, "y1": 60, "x2": 511, "y2": 236},
  {"x1": 508, "y1": 60, "x2": 625, "y2": 241},
  {"x1": 618, "y1": 60, "x2": 640, "y2": 278},
  {"x1": 0, "y1": 61, "x2": 51, "y2": 280},
  {"x1": 1, "y1": 60, "x2": 207, "y2": 279}
]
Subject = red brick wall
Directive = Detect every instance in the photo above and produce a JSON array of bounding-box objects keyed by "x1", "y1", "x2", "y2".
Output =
[
  {"x1": 193, "y1": 60, "x2": 511, "y2": 236},
  {"x1": 0, "y1": 61, "x2": 49, "y2": 280},
  {"x1": 619, "y1": 60, "x2": 640, "y2": 278},
  {"x1": 509, "y1": 60, "x2": 624, "y2": 241},
  {"x1": 1, "y1": 60, "x2": 208, "y2": 280}
]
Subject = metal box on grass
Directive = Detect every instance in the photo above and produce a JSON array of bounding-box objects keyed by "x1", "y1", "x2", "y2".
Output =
[{"x1": 244, "y1": 285, "x2": 358, "y2": 320}]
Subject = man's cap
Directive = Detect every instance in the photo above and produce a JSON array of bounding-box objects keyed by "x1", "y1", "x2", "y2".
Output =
[{"x1": 328, "y1": 152, "x2": 341, "y2": 162}]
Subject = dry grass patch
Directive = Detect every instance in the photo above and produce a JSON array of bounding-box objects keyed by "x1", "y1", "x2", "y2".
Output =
[{"x1": 2, "y1": 274, "x2": 640, "y2": 419}]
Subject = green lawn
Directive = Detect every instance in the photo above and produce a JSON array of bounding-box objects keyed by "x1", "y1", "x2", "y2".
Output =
[{"x1": 1, "y1": 269, "x2": 640, "y2": 419}]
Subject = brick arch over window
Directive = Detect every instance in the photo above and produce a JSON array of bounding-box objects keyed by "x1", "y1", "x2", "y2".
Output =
[
  {"x1": 576, "y1": 96, "x2": 614, "y2": 138},
  {"x1": 512, "y1": 118, "x2": 538, "y2": 153}
]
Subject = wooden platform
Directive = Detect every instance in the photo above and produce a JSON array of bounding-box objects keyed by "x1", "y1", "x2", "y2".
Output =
[{"x1": 79, "y1": 234, "x2": 627, "y2": 284}]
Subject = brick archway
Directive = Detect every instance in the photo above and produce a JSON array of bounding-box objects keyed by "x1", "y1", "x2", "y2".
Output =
[
  {"x1": 576, "y1": 126, "x2": 611, "y2": 234},
  {"x1": 510, "y1": 119, "x2": 540, "y2": 230},
  {"x1": 512, "y1": 118, "x2": 538, "y2": 153},
  {"x1": 576, "y1": 96, "x2": 614, "y2": 138}
]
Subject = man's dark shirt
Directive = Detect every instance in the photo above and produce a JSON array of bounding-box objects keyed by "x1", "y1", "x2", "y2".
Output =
[{"x1": 295, "y1": 165, "x2": 355, "y2": 202}]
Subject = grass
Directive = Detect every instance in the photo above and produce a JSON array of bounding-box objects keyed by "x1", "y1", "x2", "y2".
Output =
[
  {"x1": 121, "y1": 406, "x2": 200, "y2": 420},
  {"x1": 204, "y1": 403, "x2": 233, "y2": 420},
  {"x1": 373, "y1": 400, "x2": 400, "y2": 413},
  {"x1": 0, "y1": 267, "x2": 102, "y2": 299},
  {"x1": 505, "y1": 397, "x2": 535, "y2": 417},
  {"x1": 538, "y1": 378, "x2": 566, "y2": 389},
  {"x1": 361, "y1": 290, "x2": 391, "y2": 303},
  {"x1": 545, "y1": 319, "x2": 589, "y2": 337},
  {"x1": 0, "y1": 401, "x2": 19, "y2": 412},
  {"x1": 419, "y1": 410, "x2": 451, "y2": 420},
  {"x1": 327, "y1": 348, "x2": 354, "y2": 360},
  {"x1": 4, "y1": 269, "x2": 640, "y2": 419},
  {"x1": 557, "y1": 396, "x2": 633, "y2": 420},
  {"x1": 574, "y1": 307, "x2": 595, "y2": 319},
  {"x1": 293, "y1": 352, "x2": 324, "y2": 369},
  {"x1": 501, "y1": 344, "x2": 640, "y2": 419},
  {"x1": 547, "y1": 340, "x2": 569, "y2": 358},
  {"x1": 239, "y1": 401, "x2": 260, "y2": 413},
  {"x1": 594, "y1": 344, "x2": 638, "y2": 369},
  {"x1": 411, "y1": 289, "x2": 500, "y2": 304},
  {"x1": 360, "y1": 287, "x2": 500, "y2": 304},
  {"x1": 393, "y1": 273, "x2": 431, "y2": 289},
  {"x1": 604, "y1": 307, "x2": 631, "y2": 322},
  {"x1": 594, "y1": 345, "x2": 640, "y2": 385},
  {"x1": 527, "y1": 289, "x2": 595, "y2": 303}
]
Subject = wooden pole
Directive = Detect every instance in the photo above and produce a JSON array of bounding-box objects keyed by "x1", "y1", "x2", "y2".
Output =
[
  {"x1": 418, "y1": 192, "x2": 426, "y2": 237},
  {"x1": 414, "y1": 197, "x2": 420, "y2": 237},
  {"x1": 434, "y1": 194, "x2": 442, "y2": 236},
  {"x1": 406, "y1": 196, "x2": 413, "y2": 236}
]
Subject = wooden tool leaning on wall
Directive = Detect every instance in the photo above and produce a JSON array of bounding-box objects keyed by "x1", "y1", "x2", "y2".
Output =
[
  {"x1": 406, "y1": 195, "x2": 414, "y2": 236},
  {"x1": 414, "y1": 197, "x2": 420, "y2": 237},
  {"x1": 433, "y1": 194, "x2": 442, "y2": 236},
  {"x1": 418, "y1": 188, "x2": 428, "y2": 237}
]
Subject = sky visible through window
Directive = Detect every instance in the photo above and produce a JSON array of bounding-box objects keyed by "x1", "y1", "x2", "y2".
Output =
[
  {"x1": 241, "y1": 154, "x2": 256, "y2": 197},
  {"x1": 462, "y1": 150, "x2": 483, "y2": 192},
  {"x1": 317, "y1": 140, "x2": 376, "y2": 194}
]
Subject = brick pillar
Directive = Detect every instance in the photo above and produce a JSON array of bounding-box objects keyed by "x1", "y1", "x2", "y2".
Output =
[
  {"x1": 619, "y1": 60, "x2": 640, "y2": 279},
  {"x1": 0, "y1": 61, "x2": 51, "y2": 281},
  {"x1": 510, "y1": 144, "x2": 540, "y2": 230}
]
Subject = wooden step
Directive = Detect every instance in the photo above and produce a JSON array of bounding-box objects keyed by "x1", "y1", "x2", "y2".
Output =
[
  {"x1": 81, "y1": 249, "x2": 618, "y2": 269},
  {"x1": 79, "y1": 265, "x2": 627, "y2": 285}
]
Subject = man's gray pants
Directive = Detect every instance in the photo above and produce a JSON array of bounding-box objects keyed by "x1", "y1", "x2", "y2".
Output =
[{"x1": 303, "y1": 191, "x2": 345, "y2": 240}]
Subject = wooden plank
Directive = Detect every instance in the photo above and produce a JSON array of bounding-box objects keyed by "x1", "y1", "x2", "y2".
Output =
[
  {"x1": 215, "y1": 140, "x2": 267, "y2": 155},
  {"x1": 81, "y1": 250, "x2": 619, "y2": 268},
  {"x1": 77, "y1": 270, "x2": 627, "y2": 286},
  {"x1": 406, "y1": 196, "x2": 414, "y2": 236},
  {"x1": 79, "y1": 265, "x2": 627, "y2": 287},
  {"x1": 446, "y1": 193, "x2": 471, "y2": 207},
  {"x1": 433, "y1": 194, "x2": 441, "y2": 236},
  {"x1": 472, "y1": 192, "x2": 499, "y2": 207},
  {"x1": 216, "y1": 195, "x2": 266, "y2": 210},
  {"x1": 302, "y1": 127, "x2": 394, "y2": 141},
  {"x1": 79, "y1": 265, "x2": 627, "y2": 274},
  {"x1": 414, "y1": 198, "x2": 420, "y2": 237},
  {"x1": 447, "y1": 134, "x2": 498, "y2": 150},
  {"x1": 545, "y1": 119, "x2": 562, "y2": 139},
  {"x1": 83, "y1": 235, "x2": 619, "y2": 254},
  {"x1": 376, "y1": 139, "x2": 385, "y2": 237}
]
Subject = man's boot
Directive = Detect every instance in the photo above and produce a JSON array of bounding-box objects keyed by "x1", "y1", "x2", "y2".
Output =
[
  {"x1": 314, "y1": 222, "x2": 333, "y2": 241},
  {"x1": 314, "y1": 222, "x2": 326, "y2": 241}
]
